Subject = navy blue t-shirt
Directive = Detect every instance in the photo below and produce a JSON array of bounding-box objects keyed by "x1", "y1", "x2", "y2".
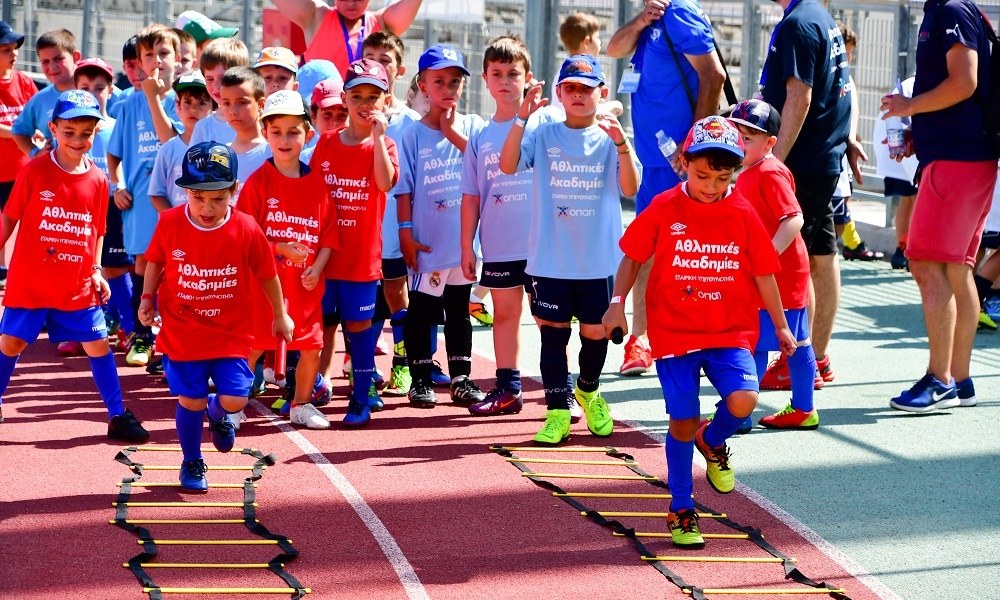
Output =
[
  {"x1": 913, "y1": 0, "x2": 993, "y2": 163},
  {"x1": 761, "y1": 0, "x2": 851, "y2": 176}
]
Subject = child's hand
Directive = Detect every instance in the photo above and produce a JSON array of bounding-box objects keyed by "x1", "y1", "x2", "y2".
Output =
[
  {"x1": 90, "y1": 272, "x2": 111, "y2": 303},
  {"x1": 597, "y1": 113, "x2": 628, "y2": 146},
  {"x1": 370, "y1": 109, "x2": 389, "y2": 138},
  {"x1": 601, "y1": 303, "x2": 629, "y2": 341},
  {"x1": 278, "y1": 241, "x2": 310, "y2": 266},
  {"x1": 519, "y1": 82, "x2": 548, "y2": 118},
  {"x1": 114, "y1": 188, "x2": 133, "y2": 211},
  {"x1": 460, "y1": 248, "x2": 478, "y2": 281},
  {"x1": 399, "y1": 230, "x2": 432, "y2": 272},
  {"x1": 141, "y1": 67, "x2": 169, "y2": 97},
  {"x1": 137, "y1": 298, "x2": 156, "y2": 327},
  {"x1": 776, "y1": 327, "x2": 797, "y2": 357},
  {"x1": 301, "y1": 265, "x2": 321, "y2": 290},
  {"x1": 272, "y1": 313, "x2": 295, "y2": 342},
  {"x1": 439, "y1": 107, "x2": 456, "y2": 133}
]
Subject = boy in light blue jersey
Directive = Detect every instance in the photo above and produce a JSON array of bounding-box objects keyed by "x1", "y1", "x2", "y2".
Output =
[
  {"x1": 461, "y1": 36, "x2": 556, "y2": 417},
  {"x1": 217, "y1": 67, "x2": 272, "y2": 204},
  {"x1": 396, "y1": 44, "x2": 487, "y2": 408},
  {"x1": 107, "y1": 24, "x2": 184, "y2": 369},
  {"x1": 150, "y1": 72, "x2": 215, "y2": 211},
  {"x1": 108, "y1": 36, "x2": 145, "y2": 120},
  {"x1": 499, "y1": 54, "x2": 640, "y2": 445},
  {"x1": 11, "y1": 29, "x2": 80, "y2": 158},
  {"x1": 188, "y1": 38, "x2": 249, "y2": 147}
]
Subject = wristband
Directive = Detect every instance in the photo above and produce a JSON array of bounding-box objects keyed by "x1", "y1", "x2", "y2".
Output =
[
  {"x1": 513, "y1": 115, "x2": 527, "y2": 128},
  {"x1": 91, "y1": 265, "x2": 103, "y2": 271},
  {"x1": 617, "y1": 148, "x2": 630, "y2": 155},
  {"x1": 140, "y1": 293, "x2": 154, "y2": 301},
  {"x1": 613, "y1": 138, "x2": 627, "y2": 147},
  {"x1": 610, "y1": 295, "x2": 624, "y2": 305},
  {"x1": 113, "y1": 182, "x2": 126, "y2": 192},
  {"x1": 398, "y1": 221, "x2": 413, "y2": 230}
]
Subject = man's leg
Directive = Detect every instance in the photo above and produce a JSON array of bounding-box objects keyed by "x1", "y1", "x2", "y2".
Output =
[
  {"x1": 910, "y1": 260, "x2": 956, "y2": 382},
  {"x1": 947, "y1": 262, "x2": 978, "y2": 382},
  {"x1": 810, "y1": 253, "x2": 840, "y2": 359}
]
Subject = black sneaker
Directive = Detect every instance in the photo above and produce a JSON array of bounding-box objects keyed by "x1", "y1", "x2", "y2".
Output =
[
  {"x1": 145, "y1": 357, "x2": 164, "y2": 376},
  {"x1": 842, "y1": 241, "x2": 884, "y2": 261},
  {"x1": 179, "y1": 458, "x2": 208, "y2": 492},
  {"x1": 408, "y1": 379, "x2": 437, "y2": 408},
  {"x1": 468, "y1": 387, "x2": 523, "y2": 416},
  {"x1": 450, "y1": 376, "x2": 485, "y2": 405},
  {"x1": 108, "y1": 409, "x2": 150, "y2": 443},
  {"x1": 890, "y1": 246, "x2": 909, "y2": 270}
]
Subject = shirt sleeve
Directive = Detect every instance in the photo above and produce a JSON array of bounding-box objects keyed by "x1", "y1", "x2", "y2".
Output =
[
  {"x1": 108, "y1": 105, "x2": 125, "y2": 159},
  {"x1": 459, "y1": 128, "x2": 481, "y2": 196},
  {"x1": 385, "y1": 136, "x2": 400, "y2": 190},
  {"x1": 778, "y1": 18, "x2": 823, "y2": 87},
  {"x1": 3, "y1": 166, "x2": 29, "y2": 220},
  {"x1": 516, "y1": 128, "x2": 538, "y2": 172},
  {"x1": 144, "y1": 214, "x2": 166, "y2": 264},
  {"x1": 148, "y1": 144, "x2": 170, "y2": 197},
  {"x1": 663, "y1": 0, "x2": 716, "y2": 56},
  {"x1": 762, "y1": 167, "x2": 801, "y2": 219},
  {"x1": 10, "y1": 93, "x2": 39, "y2": 137},
  {"x1": 619, "y1": 197, "x2": 663, "y2": 263},
  {"x1": 938, "y1": 0, "x2": 984, "y2": 51}
]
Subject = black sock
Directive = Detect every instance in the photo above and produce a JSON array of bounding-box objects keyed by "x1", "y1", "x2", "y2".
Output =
[
  {"x1": 443, "y1": 284, "x2": 473, "y2": 378},
  {"x1": 577, "y1": 335, "x2": 608, "y2": 392},
  {"x1": 403, "y1": 291, "x2": 437, "y2": 383},
  {"x1": 975, "y1": 274, "x2": 993, "y2": 304},
  {"x1": 539, "y1": 326, "x2": 572, "y2": 409}
]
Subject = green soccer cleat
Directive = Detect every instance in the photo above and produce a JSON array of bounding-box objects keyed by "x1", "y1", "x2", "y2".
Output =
[
  {"x1": 667, "y1": 509, "x2": 705, "y2": 549},
  {"x1": 533, "y1": 409, "x2": 571, "y2": 446},
  {"x1": 384, "y1": 364, "x2": 411, "y2": 396},
  {"x1": 695, "y1": 421, "x2": 735, "y2": 494},
  {"x1": 576, "y1": 387, "x2": 613, "y2": 437}
]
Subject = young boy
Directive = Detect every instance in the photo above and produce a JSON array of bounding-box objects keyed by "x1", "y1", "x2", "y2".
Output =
[
  {"x1": 219, "y1": 67, "x2": 272, "y2": 202},
  {"x1": 254, "y1": 46, "x2": 299, "y2": 97},
  {"x1": 138, "y1": 142, "x2": 293, "y2": 491},
  {"x1": 461, "y1": 36, "x2": 553, "y2": 416},
  {"x1": 730, "y1": 99, "x2": 818, "y2": 429},
  {"x1": 499, "y1": 55, "x2": 639, "y2": 444},
  {"x1": 0, "y1": 90, "x2": 149, "y2": 440},
  {"x1": 174, "y1": 28, "x2": 198, "y2": 78},
  {"x1": 602, "y1": 116, "x2": 795, "y2": 549},
  {"x1": 149, "y1": 72, "x2": 214, "y2": 212},
  {"x1": 395, "y1": 44, "x2": 487, "y2": 408},
  {"x1": 11, "y1": 29, "x2": 80, "y2": 157},
  {"x1": 239, "y1": 90, "x2": 337, "y2": 430},
  {"x1": 107, "y1": 36, "x2": 146, "y2": 120},
  {"x1": 107, "y1": 24, "x2": 183, "y2": 369},
  {"x1": 189, "y1": 38, "x2": 249, "y2": 147},
  {"x1": 0, "y1": 21, "x2": 36, "y2": 288},
  {"x1": 300, "y1": 78, "x2": 348, "y2": 165},
  {"x1": 550, "y1": 13, "x2": 601, "y2": 112},
  {"x1": 312, "y1": 59, "x2": 399, "y2": 426}
]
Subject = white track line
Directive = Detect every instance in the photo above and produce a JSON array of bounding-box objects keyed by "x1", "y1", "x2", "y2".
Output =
[{"x1": 248, "y1": 399, "x2": 430, "y2": 600}]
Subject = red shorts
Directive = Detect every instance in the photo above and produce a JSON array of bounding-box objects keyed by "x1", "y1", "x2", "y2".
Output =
[{"x1": 907, "y1": 160, "x2": 997, "y2": 267}]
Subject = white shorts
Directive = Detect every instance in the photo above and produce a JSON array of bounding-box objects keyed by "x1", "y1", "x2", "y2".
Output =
[{"x1": 409, "y1": 267, "x2": 475, "y2": 298}]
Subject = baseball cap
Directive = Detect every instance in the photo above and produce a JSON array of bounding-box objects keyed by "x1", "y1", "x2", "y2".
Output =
[
  {"x1": 176, "y1": 142, "x2": 239, "y2": 191},
  {"x1": 255, "y1": 46, "x2": 298, "y2": 74},
  {"x1": 557, "y1": 54, "x2": 605, "y2": 87},
  {"x1": 74, "y1": 57, "x2": 114, "y2": 80},
  {"x1": 297, "y1": 60, "x2": 340, "y2": 103},
  {"x1": 682, "y1": 116, "x2": 745, "y2": 158},
  {"x1": 311, "y1": 78, "x2": 345, "y2": 109},
  {"x1": 418, "y1": 44, "x2": 470, "y2": 76},
  {"x1": 261, "y1": 89, "x2": 308, "y2": 120},
  {"x1": 344, "y1": 59, "x2": 389, "y2": 92},
  {"x1": 174, "y1": 70, "x2": 208, "y2": 94},
  {"x1": 0, "y1": 20, "x2": 25, "y2": 48},
  {"x1": 728, "y1": 99, "x2": 781, "y2": 136},
  {"x1": 52, "y1": 89, "x2": 103, "y2": 121},
  {"x1": 175, "y1": 11, "x2": 239, "y2": 44}
]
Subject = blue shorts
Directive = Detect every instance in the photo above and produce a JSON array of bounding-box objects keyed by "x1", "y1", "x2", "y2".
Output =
[
  {"x1": 322, "y1": 279, "x2": 378, "y2": 322},
  {"x1": 0, "y1": 306, "x2": 107, "y2": 343},
  {"x1": 528, "y1": 275, "x2": 612, "y2": 324},
  {"x1": 831, "y1": 195, "x2": 852, "y2": 225},
  {"x1": 382, "y1": 257, "x2": 407, "y2": 281},
  {"x1": 757, "y1": 308, "x2": 810, "y2": 350},
  {"x1": 481, "y1": 260, "x2": 529, "y2": 290},
  {"x1": 637, "y1": 166, "x2": 681, "y2": 214},
  {"x1": 163, "y1": 356, "x2": 253, "y2": 398},
  {"x1": 655, "y1": 348, "x2": 758, "y2": 420},
  {"x1": 102, "y1": 199, "x2": 134, "y2": 268}
]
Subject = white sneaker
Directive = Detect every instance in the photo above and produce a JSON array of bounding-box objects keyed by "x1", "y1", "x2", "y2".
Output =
[
  {"x1": 227, "y1": 410, "x2": 247, "y2": 431},
  {"x1": 290, "y1": 403, "x2": 331, "y2": 429},
  {"x1": 263, "y1": 367, "x2": 287, "y2": 388},
  {"x1": 569, "y1": 395, "x2": 583, "y2": 423}
]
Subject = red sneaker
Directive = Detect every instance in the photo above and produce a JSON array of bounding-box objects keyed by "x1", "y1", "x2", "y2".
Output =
[
  {"x1": 619, "y1": 336, "x2": 652, "y2": 376},
  {"x1": 760, "y1": 353, "x2": 824, "y2": 390},
  {"x1": 759, "y1": 404, "x2": 820, "y2": 429},
  {"x1": 114, "y1": 330, "x2": 132, "y2": 353},
  {"x1": 57, "y1": 340, "x2": 84, "y2": 356},
  {"x1": 816, "y1": 354, "x2": 835, "y2": 382}
]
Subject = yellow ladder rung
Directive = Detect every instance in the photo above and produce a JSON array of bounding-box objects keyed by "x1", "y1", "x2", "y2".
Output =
[
  {"x1": 644, "y1": 556, "x2": 792, "y2": 564},
  {"x1": 117, "y1": 482, "x2": 254, "y2": 488},
  {"x1": 523, "y1": 473, "x2": 658, "y2": 481},
  {"x1": 555, "y1": 492, "x2": 674, "y2": 499},
  {"x1": 614, "y1": 531, "x2": 749, "y2": 540},
  {"x1": 141, "y1": 465, "x2": 261, "y2": 471},
  {"x1": 111, "y1": 519, "x2": 258, "y2": 525},
  {"x1": 142, "y1": 588, "x2": 310, "y2": 594},
  {"x1": 113, "y1": 502, "x2": 256, "y2": 508},
  {"x1": 145, "y1": 539, "x2": 288, "y2": 545},
  {"x1": 684, "y1": 588, "x2": 844, "y2": 595},
  {"x1": 496, "y1": 446, "x2": 613, "y2": 452},
  {"x1": 130, "y1": 446, "x2": 258, "y2": 453},
  {"x1": 129, "y1": 563, "x2": 281, "y2": 569},
  {"x1": 507, "y1": 458, "x2": 636, "y2": 466},
  {"x1": 586, "y1": 511, "x2": 726, "y2": 519}
]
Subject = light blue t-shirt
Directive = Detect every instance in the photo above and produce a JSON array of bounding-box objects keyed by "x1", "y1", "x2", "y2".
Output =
[
  {"x1": 231, "y1": 142, "x2": 272, "y2": 205},
  {"x1": 382, "y1": 105, "x2": 421, "y2": 260},
  {"x1": 460, "y1": 113, "x2": 554, "y2": 263},
  {"x1": 88, "y1": 116, "x2": 115, "y2": 189},
  {"x1": 395, "y1": 113, "x2": 486, "y2": 273},
  {"x1": 148, "y1": 135, "x2": 189, "y2": 208},
  {"x1": 105, "y1": 85, "x2": 127, "y2": 119},
  {"x1": 190, "y1": 112, "x2": 236, "y2": 146},
  {"x1": 11, "y1": 84, "x2": 60, "y2": 147},
  {"x1": 107, "y1": 90, "x2": 182, "y2": 255},
  {"x1": 517, "y1": 122, "x2": 636, "y2": 279}
]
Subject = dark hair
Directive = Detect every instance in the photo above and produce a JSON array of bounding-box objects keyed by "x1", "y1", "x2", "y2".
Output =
[
  {"x1": 73, "y1": 65, "x2": 113, "y2": 85},
  {"x1": 36, "y1": 29, "x2": 76, "y2": 54},
  {"x1": 122, "y1": 35, "x2": 139, "y2": 61},
  {"x1": 838, "y1": 21, "x2": 857, "y2": 46},
  {"x1": 173, "y1": 27, "x2": 196, "y2": 49},
  {"x1": 682, "y1": 148, "x2": 743, "y2": 172},
  {"x1": 176, "y1": 85, "x2": 216, "y2": 108},
  {"x1": 221, "y1": 66, "x2": 265, "y2": 100},
  {"x1": 362, "y1": 31, "x2": 405, "y2": 66},
  {"x1": 483, "y1": 35, "x2": 531, "y2": 73}
]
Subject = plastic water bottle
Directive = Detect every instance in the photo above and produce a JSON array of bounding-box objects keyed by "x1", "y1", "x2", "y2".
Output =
[
  {"x1": 885, "y1": 116, "x2": 906, "y2": 160},
  {"x1": 656, "y1": 129, "x2": 686, "y2": 180}
]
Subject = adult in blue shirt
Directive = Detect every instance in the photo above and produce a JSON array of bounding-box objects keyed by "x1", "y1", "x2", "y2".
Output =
[
  {"x1": 760, "y1": 0, "x2": 860, "y2": 389},
  {"x1": 606, "y1": 0, "x2": 726, "y2": 376},
  {"x1": 881, "y1": 0, "x2": 994, "y2": 413}
]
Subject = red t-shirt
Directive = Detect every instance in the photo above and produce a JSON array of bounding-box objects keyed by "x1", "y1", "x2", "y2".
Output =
[
  {"x1": 145, "y1": 205, "x2": 278, "y2": 361},
  {"x1": 312, "y1": 131, "x2": 398, "y2": 281},
  {"x1": 0, "y1": 71, "x2": 38, "y2": 182},
  {"x1": 3, "y1": 154, "x2": 107, "y2": 310},
  {"x1": 735, "y1": 156, "x2": 810, "y2": 309},
  {"x1": 302, "y1": 8, "x2": 382, "y2": 77},
  {"x1": 619, "y1": 184, "x2": 780, "y2": 358},
  {"x1": 238, "y1": 161, "x2": 338, "y2": 350}
]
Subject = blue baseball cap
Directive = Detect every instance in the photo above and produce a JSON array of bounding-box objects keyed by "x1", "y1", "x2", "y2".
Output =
[
  {"x1": 0, "y1": 21, "x2": 24, "y2": 48},
  {"x1": 418, "y1": 44, "x2": 470, "y2": 76},
  {"x1": 682, "y1": 116, "x2": 745, "y2": 158},
  {"x1": 729, "y1": 99, "x2": 781, "y2": 136},
  {"x1": 297, "y1": 59, "x2": 341, "y2": 104},
  {"x1": 175, "y1": 142, "x2": 239, "y2": 191},
  {"x1": 557, "y1": 54, "x2": 605, "y2": 87},
  {"x1": 52, "y1": 90, "x2": 102, "y2": 121}
]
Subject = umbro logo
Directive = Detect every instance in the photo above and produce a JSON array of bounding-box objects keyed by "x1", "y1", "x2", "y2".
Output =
[
  {"x1": 321, "y1": 161, "x2": 330, "y2": 171},
  {"x1": 39, "y1": 190, "x2": 54, "y2": 201},
  {"x1": 547, "y1": 147, "x2": 561, "y2": 157},
  {"x1": 136, "y1": 120, "x2": 146, "y2": 129},
  {"x1": 670, "y1": 222, "x2": 687, "y2": 235},
  {"x1": 420, "y1": 148, "x2": 433, "y2": 157},
  {"x1": 171, "y1": 249, "x2": 186, "y2": 259},
  {"x1": 481, "y1": 142, "x2": 493, "y2": 152},
  {"x1": 267, "y1": 198, "x2": 279, "y2": 207}
]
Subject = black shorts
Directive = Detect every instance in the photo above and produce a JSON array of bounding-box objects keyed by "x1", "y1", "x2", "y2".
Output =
[
  {"x1": 792, "y1": 173, "x2": 839, "y2": 256},
  {"x1": 884, "y1": 176, "x2": 918, "y2": 197},
  {"x1": 480, "y1": 260, "x2": 529, "y2": 290},
  {"x1": 982, "y1": 230, "x2": 1000, "y2": 250},
  {"x1": 528, "y1": 275, "x2": 613, "y2": 325},
  {"x1": 0, "y1": 180, "x2": 13, "y2": 211},
  {"x1": 382, "y1": 257, "x2": 407, "y2": 280},
  {"x1": 102, "y1": 199, "x2": 134, "y2": 268}
]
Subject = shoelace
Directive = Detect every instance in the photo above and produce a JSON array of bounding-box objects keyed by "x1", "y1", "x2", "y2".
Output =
[
  {"x1": 483, "y1": 387, "x2": 506, "y2": 403},
  {"x1": 674, "y1": 512, "x2": 698, "y2": 534},
  {"x1": 710, "y1": 445, "x2": 732, "y2": 471},
  {"x1": 184, "y1": 460, "x2": 207, "y2": 479},
  {"x1": 347, "y1": 399, "x2": 366, "y2": 415},
  {"x1": 625, "y1": 343, "x2": 647, "y2": 363},
  {"x1": 775, "y1": 404, "x2": 796, "y2": 417},
  {"x1": 586, "y1": 395, "x2": 609, "y2": 421},
  {"x1": 540, "y1": 415, "x2": 564, "y2": 436}
]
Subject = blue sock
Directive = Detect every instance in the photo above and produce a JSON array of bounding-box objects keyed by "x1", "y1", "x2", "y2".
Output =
[
  {"x1": 108, "y1": 274, "x2": 135, "y2": 334},
  {"x1": 704, "y1": 401, "x2": 744, "y2": 448},
  {"x1": 346, "y1": 326, "x2": 377, "y2": 402},
  {"x1": 497, "y1": 368, "x2": 521, "y2": 393},
  {"x1": 788, "y1": 344, "x2": 816, "y2": 412},
  {"x1": 390, "y1": 310, "x2": 407, "y2": 347},
  {"x1": 0, "y1": 351, "x2": 20, "y2": 404},
  {"x1": 206, "y1": 393, "x2": 227, "y2": 422},
  {"x1": 539, "y1": 326, "x2": 572, "y2": 410},
  {"x1": 251, "y1": 359, "x2": 264, "y2": 392},
  {"x1": 753, "y1": 351, "x2": 769, "y2": 380},
  {"x1": 430, "y1": 324, "x2": 439, "y2": 355},
  {"x1": 175, "y1": 403, "x2": 205, "y2": 462},
  {"x1": 89, "y1": 352, "x2": 124, "y2": 417},
  {"x1": 666, "y1": 432, "x2": 695, "y2": 512}
]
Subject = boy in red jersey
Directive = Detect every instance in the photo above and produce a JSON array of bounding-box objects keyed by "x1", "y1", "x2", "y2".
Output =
[
  {"x1": 603, "y1": 116, "x2": 795, "y2": 549},
  {"x1": 311, "y1": 58, "x2": 398, "y2": 427},
  {"x1": 730, "y1": 99, "x2": 818, "y2": 430},
  {"x1": 239, "y1": 90, "x2": 338, "y2": 430},
  {"x1": 0, "y1": 90, "x2": 148, "y2": 441},
  {"x1": 138, "y1": 142, "x2": 293, "y2": 492}
]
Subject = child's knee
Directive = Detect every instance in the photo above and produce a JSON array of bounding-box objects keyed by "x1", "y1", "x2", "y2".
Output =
[
  {"x1": 725, "y1": 390, "x2": 758, "y2": 418},
  {"x1": 668, "y1": 417, "x2": 700, "y2": 442},
  {"x1": 81, "y1": 339, "x2": 112, "y2": 357},
  {"x1": 217, "y1": 394, "x2": 248, "y2": 412},
  {"x1": 179, "y1": 396, "x2": 208, "y2": 411}
]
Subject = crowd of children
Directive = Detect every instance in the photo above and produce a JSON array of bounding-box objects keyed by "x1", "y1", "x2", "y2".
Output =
[{"x1": 0, "y1": 10, "x2": 995, "y2": 546}]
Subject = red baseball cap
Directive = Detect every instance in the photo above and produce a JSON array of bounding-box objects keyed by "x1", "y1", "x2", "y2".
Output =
[
  {"x1": 344, "y1": 59, "x2": 390, "y2": 92},
  {"x1": 311, "y1": 78, "x2": 344, "y2": 109},
  {"x1": 75, "y1": 57, "x2": 114, "y2": 80}
]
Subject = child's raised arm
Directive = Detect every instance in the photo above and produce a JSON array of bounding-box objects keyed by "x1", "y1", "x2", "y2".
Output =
[
  {"x1": 499, "y1": 82, "x2": 547, "y2": 175},
  {"x1": 597, "y1": 114, "x2": 639, "y2": 198},
  {"x1": 371, "y1": 111, "x2": 398, "y2": 192},
  {"x1": 142, "y1": 69, "x2": 179, "y2": 144}
]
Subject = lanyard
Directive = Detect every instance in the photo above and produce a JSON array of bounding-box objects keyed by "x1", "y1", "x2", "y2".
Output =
[
  {"x1": 629, "y1": 18, "x2": 665, "y2": 73},
  {"x1": 338, "y1": 13, "x2": 365, "y2": 64},
  {"x1": 759, "y1": 0, "x2": 801, "y2": 87}
]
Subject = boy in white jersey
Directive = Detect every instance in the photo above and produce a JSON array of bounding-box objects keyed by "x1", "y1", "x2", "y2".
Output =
[{"x1": 499, "y1": 55, "x2": 640, "y2": 445}]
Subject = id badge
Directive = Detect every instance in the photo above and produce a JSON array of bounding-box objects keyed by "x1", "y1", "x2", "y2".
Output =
[{"x1": 617, "y1": 69, "x2": 641, "y2": 94}]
